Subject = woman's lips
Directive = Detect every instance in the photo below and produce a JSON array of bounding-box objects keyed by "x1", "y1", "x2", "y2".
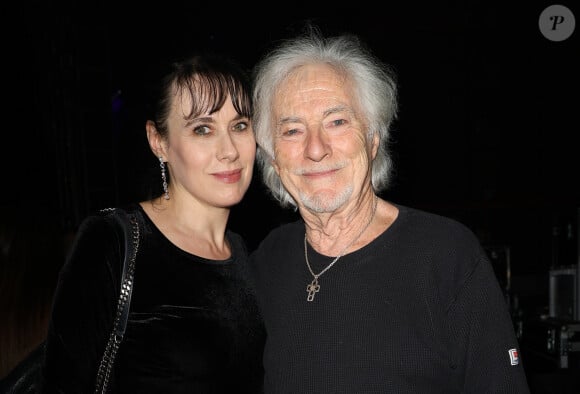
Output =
[{"x1": 213, "y1": 169, "x2": 242, "y2": 183}]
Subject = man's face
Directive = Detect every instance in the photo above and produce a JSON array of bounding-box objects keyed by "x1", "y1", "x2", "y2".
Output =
[{"x1": 271, "y1": 63, "x2": 376, "y2": 213}]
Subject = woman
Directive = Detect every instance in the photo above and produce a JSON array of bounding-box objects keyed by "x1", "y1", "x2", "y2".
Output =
[{"x1": 42, "y1": 54, "x2": 265, "y2": 393}]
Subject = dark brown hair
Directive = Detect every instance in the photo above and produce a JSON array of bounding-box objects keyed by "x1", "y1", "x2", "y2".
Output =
[{"x1": 146, "y1": 53, "x2": 253, "y2": 138}]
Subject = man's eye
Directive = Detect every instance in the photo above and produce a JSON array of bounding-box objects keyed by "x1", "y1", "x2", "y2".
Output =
[
  {"x1": 331, "y1": 119, "x2": 347, "y2": 127},
  {"x1": 282, "y1": 128, "x2": 299, "y2": 137}
]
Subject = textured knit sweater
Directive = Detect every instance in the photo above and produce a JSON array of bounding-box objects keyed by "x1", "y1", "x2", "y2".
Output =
[{"x1": 249, "y1": 204, "x2": 530, "y2": 393}]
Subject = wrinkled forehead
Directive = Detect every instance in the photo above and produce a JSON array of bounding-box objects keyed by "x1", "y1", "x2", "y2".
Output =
[
  {"x1": 280, "y1": 63, "x2": 347, "y2": 93},
  {"x1": 273, "y1": 63, "x2": 355, "y2": 114}
]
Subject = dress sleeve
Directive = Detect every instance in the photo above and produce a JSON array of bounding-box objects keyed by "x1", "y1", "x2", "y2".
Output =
[
  {"x1": 42, "y1": 214, "x2": 122, "y2": 393},
  {"x1": 447, "y1": 249, "x2": 531, "y2": 393}
]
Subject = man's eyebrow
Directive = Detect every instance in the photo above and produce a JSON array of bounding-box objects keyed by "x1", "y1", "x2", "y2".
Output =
[
  {"x1": 277, "y1": 106, "x2": 352, "y2": 126},
  {"x1": 278, "y1": 116, "x2": 303, "y2": 126},
  {"x1": 323, "y1": 105, "x2": 350, "y2": 117}
]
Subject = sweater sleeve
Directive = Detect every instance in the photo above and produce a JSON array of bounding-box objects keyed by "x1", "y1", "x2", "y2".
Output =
[
  {"x1": 446, "y1": 250, "x2": 530, "y2": 393},
  {"x1": 42, "y1": 214, "x2": 122, "y2": 393}
]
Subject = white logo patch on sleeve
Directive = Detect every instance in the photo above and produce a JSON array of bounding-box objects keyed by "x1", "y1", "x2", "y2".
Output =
[{"x1": 508, "y1": 348, "x2": 519, "y2": 365}]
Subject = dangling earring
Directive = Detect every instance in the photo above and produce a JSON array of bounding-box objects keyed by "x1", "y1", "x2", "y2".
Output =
[{"x1": 159, "y1": 157, "x2": 169, "y2": 200}]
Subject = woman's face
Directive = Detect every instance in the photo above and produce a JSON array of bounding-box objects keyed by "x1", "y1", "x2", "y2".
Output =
[{"x1": 163, "y1": 93, "x2": 256, "y2": 209}]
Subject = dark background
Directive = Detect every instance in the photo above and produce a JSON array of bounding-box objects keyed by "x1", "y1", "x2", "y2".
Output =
[{"x1": 3, "y1": 0, "x2": 579, "y2": 387}]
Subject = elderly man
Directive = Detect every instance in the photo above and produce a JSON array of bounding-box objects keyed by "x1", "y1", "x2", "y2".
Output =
[{"x1": 249, "y1": 27, "x2": 530, "y2": 393}]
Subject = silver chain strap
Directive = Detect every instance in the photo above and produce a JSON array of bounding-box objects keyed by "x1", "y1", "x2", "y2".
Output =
[{"x1": 94, "y1": 210, "x2": 140, "y2": 393}]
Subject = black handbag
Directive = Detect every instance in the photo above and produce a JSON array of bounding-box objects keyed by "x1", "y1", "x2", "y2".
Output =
[{"x1": 94, "y1": 208, "x2": 140, "y2": 393}]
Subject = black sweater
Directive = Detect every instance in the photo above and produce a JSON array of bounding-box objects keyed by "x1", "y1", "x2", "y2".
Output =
[
  {"x1": 43, "y1": 203, "x2": 265, "y2": 393},
  {"x1": 249, "y1": 204, "x2": 530, "y2": 393}
]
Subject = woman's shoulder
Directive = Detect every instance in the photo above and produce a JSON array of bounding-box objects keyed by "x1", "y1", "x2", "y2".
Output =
[
  {"x1": 82, "y1": 203, "x2": 142, "y2": 235},
  {"x1": 97, "y1": 202, "x2": 142, "y2": 218},
  {"x1": 70, "y1": 203, "x2": 143, "y2": 265},
  {"x1": 75, "y1": 209, "x2": 119, "y2": 237},
  {"x1": 60, "y1": 208, "x2": 127, "y2": 286}
]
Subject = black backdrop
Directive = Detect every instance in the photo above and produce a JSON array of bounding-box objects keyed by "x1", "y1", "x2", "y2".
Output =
[{"x1": 4, "y1": 0, "x2": 579, "y2": 331}]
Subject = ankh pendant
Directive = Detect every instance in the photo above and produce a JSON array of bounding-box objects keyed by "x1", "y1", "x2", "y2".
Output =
[{"x1": 306, "y1": 277, "x2": 320, "y2": 302}]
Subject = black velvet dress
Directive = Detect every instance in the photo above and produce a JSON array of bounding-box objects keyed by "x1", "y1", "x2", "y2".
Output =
[{"x1": 42, "y1": 203, "x2": 265, "y2": 393}]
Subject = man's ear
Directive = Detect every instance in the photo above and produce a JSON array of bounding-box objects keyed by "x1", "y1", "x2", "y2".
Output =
[
  {"x1": 370, "y1": 131, "x2": 380, "y2": 159},
  {"x1": 146, "y1": 120, "x2": 166, "y2": 159},
  {"x1": 272, "y1": 158, "x2": 280, "y2": 175}
]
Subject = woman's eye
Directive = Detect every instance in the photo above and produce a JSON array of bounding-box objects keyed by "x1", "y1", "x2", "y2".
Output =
[
  {"x1": 331, "y1": 119, "x2": 347, "y2": 127},
  {"x1": 193, "y1": 125, "x2": 211, "y2": 136},
  {"x1": 233, "y1": 122, "x2": 248, "y2": 132}
]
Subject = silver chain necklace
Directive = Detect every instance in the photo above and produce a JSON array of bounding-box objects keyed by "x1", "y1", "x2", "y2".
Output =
[{"x1": 304, "y1": 196, "x2": 378, "y2": 302}]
